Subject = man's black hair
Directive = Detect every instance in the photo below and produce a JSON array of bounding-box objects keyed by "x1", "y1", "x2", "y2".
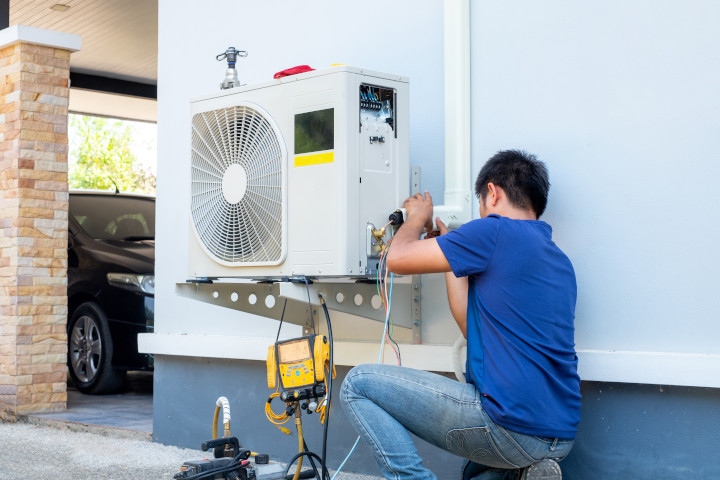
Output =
[{"x1": 474, "y1": 150, "x2": 550, "y2": 218}]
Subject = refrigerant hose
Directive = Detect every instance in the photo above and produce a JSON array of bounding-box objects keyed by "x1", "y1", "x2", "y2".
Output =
[{"x1": 212, "y1": 396, "x2": 259, "y2": 457}]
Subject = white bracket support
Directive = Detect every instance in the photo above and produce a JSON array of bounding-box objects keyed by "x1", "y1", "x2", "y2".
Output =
[
  {"x1": 411, "y1": 165, "x2": 423, "y2": 344},
  {"x1": 176, "y1": 278, "x2": 416, "y2": 333}
]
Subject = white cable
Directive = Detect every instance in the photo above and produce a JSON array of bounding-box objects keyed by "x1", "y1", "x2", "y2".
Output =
[
  {"x1": 331, "y1": 437, "x2": 360, "y2": 480},
  {"x1": 216, "y1": 396, "x2": 231, "y2": 425},
  {"x1": 377, "y1": 273, "x2": 393, "y2": 363},
  {"x1": 452, "y1": 335, "x2": 467, "y2": 383}
]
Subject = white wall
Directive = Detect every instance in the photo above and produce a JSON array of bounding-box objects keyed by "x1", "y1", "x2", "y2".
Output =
[
  {"x1": 152, "y1": 0, "x2": 720, "y2": 385},
  {"x1": 470, "y1": 0, "x2": 720, "y2": 357}
]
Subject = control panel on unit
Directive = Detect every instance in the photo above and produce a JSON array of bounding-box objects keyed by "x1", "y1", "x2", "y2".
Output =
[
  {"x1": 359, "y1": 83, "x2": 400, "y2": 271},
  {"x1": 359, "y1": 84, "x2": 396, "y2": 138}
]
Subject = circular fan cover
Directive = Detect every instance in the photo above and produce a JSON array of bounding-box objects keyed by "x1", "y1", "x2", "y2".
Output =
[{"x1": 191, "y1": 104, "x2": 286, "y2": 265}]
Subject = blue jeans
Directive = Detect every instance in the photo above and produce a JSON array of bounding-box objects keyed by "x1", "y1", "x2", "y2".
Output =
[{"x1": 340, "y1": 364, "x2": 573, "y2": 480}]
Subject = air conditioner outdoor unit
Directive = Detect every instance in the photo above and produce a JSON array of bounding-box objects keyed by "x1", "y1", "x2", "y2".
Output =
[{"x1": 188, "y1": 66, "x2": 409, "y2": 279}]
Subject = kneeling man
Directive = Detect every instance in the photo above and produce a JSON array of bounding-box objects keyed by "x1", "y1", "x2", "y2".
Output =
[{"x1": 340, "y1": 150, "x2": 581, "y2": 480}]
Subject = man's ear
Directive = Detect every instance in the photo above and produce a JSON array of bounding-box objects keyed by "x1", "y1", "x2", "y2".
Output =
[{"x1": 486, "y1": 182, "x2": 500, "y2": 206}]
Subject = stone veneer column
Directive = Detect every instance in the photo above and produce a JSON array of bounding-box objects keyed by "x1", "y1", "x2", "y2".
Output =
[{"x1": 0, "y1": 26, "x2": 80, "y2": 414}]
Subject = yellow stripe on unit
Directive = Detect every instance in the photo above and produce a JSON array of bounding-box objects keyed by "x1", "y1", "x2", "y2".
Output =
[{"x1": 294, "y1": 151, "x2": 334, "y2": 167}]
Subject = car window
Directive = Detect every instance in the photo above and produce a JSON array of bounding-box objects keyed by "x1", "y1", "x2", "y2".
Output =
[{"x1": 70, "y1": 194, "x2": 155, "y2": 241}]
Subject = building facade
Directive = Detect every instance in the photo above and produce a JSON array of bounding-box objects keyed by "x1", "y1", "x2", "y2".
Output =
[{"x1": 141, "y1": 1, "x2": 720, "y2": 478}]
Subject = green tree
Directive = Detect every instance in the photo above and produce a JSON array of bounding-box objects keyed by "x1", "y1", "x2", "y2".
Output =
[{"x1": 68, "y1": 114, "x2": 156, "y2": 194}]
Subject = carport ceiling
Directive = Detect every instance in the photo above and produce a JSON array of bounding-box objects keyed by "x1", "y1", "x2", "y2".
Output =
[
  {"x1": 10, "y1": 0, "x2": 157, "y2": 85},
  {"x1": 9, "y1": 0, "x2": 158, "y2": 121}
]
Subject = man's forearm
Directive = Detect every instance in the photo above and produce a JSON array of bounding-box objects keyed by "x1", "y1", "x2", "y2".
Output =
[
  {"x1": 445, "y1": 272, "x2": 468, "y2": 338},
  {"x1": 386, "y1": 191, "x2": 452, "y2": 275},
  {"x1": 386, "y1": 217, "x2": 450, "y2": 274},
  {"x1": 392, "y1": 215, "x2": 426, "y2": 248}
]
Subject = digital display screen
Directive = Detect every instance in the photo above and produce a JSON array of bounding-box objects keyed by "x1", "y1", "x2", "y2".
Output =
[{"x1": 278, "y1": 338, "x2": 311, "y2": 363}]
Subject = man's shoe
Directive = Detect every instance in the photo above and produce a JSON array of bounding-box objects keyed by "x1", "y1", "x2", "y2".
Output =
[{"x1": 520, "y1": 458, "x2": 562, "y2": 480}]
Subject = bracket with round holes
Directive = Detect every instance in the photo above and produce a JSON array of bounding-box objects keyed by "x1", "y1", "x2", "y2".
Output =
[{"x1": 176, "y1": 278, "x2": 419, "y2": 343}]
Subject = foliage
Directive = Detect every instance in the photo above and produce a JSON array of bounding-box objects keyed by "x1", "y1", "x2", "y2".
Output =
[{"x1": 68, "y1": 114, "x2": 156, "y2": 194}]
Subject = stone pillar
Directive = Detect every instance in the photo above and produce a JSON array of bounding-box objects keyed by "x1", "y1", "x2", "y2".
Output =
[{"x1": 0, "y1": 26, "x2": 80, "y2": 414}]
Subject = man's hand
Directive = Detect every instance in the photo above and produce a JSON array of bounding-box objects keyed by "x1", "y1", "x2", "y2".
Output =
[
  {"x1": 386, "y1": 191, "x2": 451, "y2": 275},
  {"x1": 425, "y1": 217, "x2": 448, "y2": 239},
  {"x1": 402, "y1": 191, "x2": 434, "y2": 232}
]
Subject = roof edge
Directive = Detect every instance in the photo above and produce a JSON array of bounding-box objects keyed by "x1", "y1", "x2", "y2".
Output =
[{"x1": 0, "y1": 24, "x2": 82, "y2": 52}]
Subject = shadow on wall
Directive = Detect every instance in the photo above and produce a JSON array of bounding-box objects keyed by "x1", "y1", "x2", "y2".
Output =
[{"x1": 562, "y1": 382, "x2": 720, "y2": 479}]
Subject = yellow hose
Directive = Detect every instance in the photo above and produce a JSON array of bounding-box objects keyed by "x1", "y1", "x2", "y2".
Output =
[
  {"x1": 292, "y1": 410, "x2": 304, "y2": 480},
  {"x1": 213, "y1": 404, "x2": 259, "y2": 457},
  {"x1": 213, "y1": 405, "x2": 220, "y2": 439}
]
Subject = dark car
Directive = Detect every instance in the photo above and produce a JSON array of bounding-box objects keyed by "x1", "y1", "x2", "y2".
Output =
[{"x1": 67, "y1": 191, "x2": 155, "y2": 394}]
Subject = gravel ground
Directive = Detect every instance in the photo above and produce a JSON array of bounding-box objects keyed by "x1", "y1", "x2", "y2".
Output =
[
  {"x1": 0, "y1": 421, "x2": 203, "y2": 480},
  {"x1": 0, "y1": 419, "x2": 381, "y2": 480}
]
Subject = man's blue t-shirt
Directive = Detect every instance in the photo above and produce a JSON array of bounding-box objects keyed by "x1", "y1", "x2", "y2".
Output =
[{"x1": 436, "y1": 214, "x2": 581, "y2": 439}]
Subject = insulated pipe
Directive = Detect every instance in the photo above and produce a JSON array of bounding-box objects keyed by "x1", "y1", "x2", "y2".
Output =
[
  {"x1": 433, "y1": 0, "x2": 472, "y2": 230},
  {"x1": 215, "y1": 396, "x2": 231, "y2": 438}
]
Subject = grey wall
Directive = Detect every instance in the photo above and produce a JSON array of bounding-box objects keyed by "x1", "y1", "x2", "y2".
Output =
[
  {"x1": 564, "y1": 382, "x2": 720, "y2": 479},
  {"x1": 155, "y1": 357, "x2": 720, "y2": 479},
  {"x1": 153, "y1": 356, "x2": 465, "y2": 477}
]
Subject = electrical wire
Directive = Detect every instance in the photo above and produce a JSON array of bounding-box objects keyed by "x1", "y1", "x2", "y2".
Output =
[
  {"x1": 379, "y1": 273, "x2": 394, "y2": 363},
  {"x1": 377, "y1": 237, "x2": 401, "y2": 365},
  {"x1": 284, "y1": 451, "x2": 330, "y2": 480},
  {"x1": 276, "y1": 298, "x2": 289, "y2": 343},
  {"x1": 303, "y1": 276, "x2": 316, "y2": 334},
  {"x1": 175, "y1": 450, "x2": 250, "y2": 480},
  {"x1": 302, "y1": 440, "x2": 321, "y2": 480},
  {"x1": 377, "y1": 241, "x2": 391, "y2": 359},
  {"x1": 330, "y1": 437, "x2": 360, "y2": 480},
  {"x1": 318, "y1": 294, "x2": 334, "y2": 480},
  {"x1": 315, "y1": 374, "x2": 331, "y2": 425},
  {"x1": 265, "y1": 392, "x2": 292, "y2": 435}
]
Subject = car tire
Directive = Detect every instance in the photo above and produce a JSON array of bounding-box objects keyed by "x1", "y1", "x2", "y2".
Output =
[{"x1": 67, "y1": 301, "x2": 126, "y2": 394}]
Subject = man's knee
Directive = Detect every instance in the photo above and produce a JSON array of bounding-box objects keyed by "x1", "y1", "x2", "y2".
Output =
[
  {"x1": 341, "y1": 364, "x2": 386, "y2": 401},
  {"x1": 341, "y1": 364, "x2": 370, "y2": 396}
]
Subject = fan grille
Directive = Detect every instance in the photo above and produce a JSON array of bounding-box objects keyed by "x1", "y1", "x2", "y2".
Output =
[{"x1": 191, "y1": 105, "x2": 285, "y2": 265}]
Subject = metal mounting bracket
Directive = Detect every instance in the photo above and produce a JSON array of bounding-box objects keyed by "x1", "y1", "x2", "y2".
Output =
[
  {"x1": 411, "y1": 164, "x2": 422, "y2": 344},
  {"x1": 176, "y1": 278, "x2": 415, "y2": 334}
]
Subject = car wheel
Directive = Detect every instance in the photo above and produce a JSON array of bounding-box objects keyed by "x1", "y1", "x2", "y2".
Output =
[{"x1": 67, "y1": 301, "x2": 126, "y2": 394}]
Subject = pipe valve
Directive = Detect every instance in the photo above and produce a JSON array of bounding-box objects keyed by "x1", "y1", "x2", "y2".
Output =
[{"x1": 216, "y1": 47, "x2": 248, "y2": 90}]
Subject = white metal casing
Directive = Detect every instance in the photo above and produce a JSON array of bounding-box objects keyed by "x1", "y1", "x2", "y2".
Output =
[{"x1": 188, "y1": 66, "x2": 409, "y2": 278}]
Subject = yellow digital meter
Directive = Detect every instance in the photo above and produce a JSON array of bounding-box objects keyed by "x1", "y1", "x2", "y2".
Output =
[{"x1": 267, "y1": 334, "x2": 335, "y2": 391}]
